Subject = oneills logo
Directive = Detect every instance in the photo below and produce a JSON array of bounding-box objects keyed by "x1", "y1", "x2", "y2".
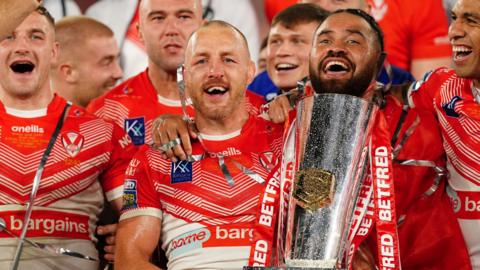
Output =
[{"x1": 61, "y1": 132, "x2": 84, "y2": 157}]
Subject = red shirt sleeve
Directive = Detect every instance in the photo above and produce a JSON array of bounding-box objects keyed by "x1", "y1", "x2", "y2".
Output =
[
  {"x1": 121, "y1": 146, "x2": 163, "y2": 218},
  {"x1": 408, "y1": 68, "x2": 448, "y2": 112},
  {"x1": 100, "y1": 122, "x2": 138, "y2": 201}
]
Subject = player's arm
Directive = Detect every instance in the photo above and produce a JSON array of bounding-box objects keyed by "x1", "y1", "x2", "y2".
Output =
[
  {"x1": 0, "y1": 0, "x2": 40, "y2": 40},
  {"x1": 115, "y1": 149, "x2": 164, "y2": 269},
  {"x1": 115, "y1": 215, "x2": 162, "y2": 270},
  {"x1": 97, "y1": 123, "x2": 138, "y2": 261}
]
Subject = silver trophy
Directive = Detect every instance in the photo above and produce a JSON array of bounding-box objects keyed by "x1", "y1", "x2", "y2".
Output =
[{"x1": 280, "y1": 93, "x2": 378, "y2": 269}]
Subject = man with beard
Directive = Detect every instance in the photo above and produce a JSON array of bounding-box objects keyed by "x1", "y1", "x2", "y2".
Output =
[
  {"x1": 283, "y1": 9, "x2": 471, "y2": 269},
  {"x1": 154, "y1": 9, "x2": 472, "y2": 269},
  {"x1": 115, "y1": 21, "x2": 284, "y2": 269},
  {"x1": 397, "y1": 0, "x2": 480, "y2": 267}
]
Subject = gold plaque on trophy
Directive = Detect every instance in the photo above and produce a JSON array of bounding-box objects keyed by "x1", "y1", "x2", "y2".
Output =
[{"x1": 293, "y1": 168, "x2": 335, "y2": 212}]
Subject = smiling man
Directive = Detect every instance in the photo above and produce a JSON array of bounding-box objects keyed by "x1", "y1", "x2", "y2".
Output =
[
  {"x1": 115, "y1": 21, "x2": 284, "y2": 270},
  {"x1": 403, "y1": 0, "x2": 480, "y2": 267},
  {"x1": 0, "y1": 6, "x2": 135, "y2": 270},
  {"x1": 248, "y1": 3, "x2": 328, "y2": 101}
]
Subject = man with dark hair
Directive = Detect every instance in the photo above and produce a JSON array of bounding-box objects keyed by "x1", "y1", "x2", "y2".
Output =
[
  {"x1": 283, "y1": 9, "x2": 471, "y2": 269},
  {"x1": 399, "y1": 0, "x2": 480, "y2": 267},
  {"x1": 155, "y1": 9, "x2": 472, "y2": 269},
  {"x1": 115, "y1": 21, "x2": 284, "y2": 269},
  {"x1": 0, "y1": 6, "x2": 136, "y2": 270},
  {"x1": 248, "y1": 3, "x2": 329, "y2": 102}
]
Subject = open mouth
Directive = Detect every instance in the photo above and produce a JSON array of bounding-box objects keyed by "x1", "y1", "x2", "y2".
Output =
[
  {"x1": 453, "y1": 45, "x2": 472, "y2": 61},
  {"x1": 323, "y1": 60, "x2": 350, "y2": 73},
  {"x1": 204, "y1": 86, "x2": 229, "y2": 95},
  {"x1": 275, "y1": 63, "x2": 298, "y2": 72},
  {"x1": 10, "y1": 61, "x2": 35, "y2": 74}
]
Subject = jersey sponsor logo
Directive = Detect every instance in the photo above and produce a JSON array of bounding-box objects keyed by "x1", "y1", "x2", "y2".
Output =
[
  {"x1": 171, "y1": 228, "x2": 211, "y2": 257},
  {"x1": 447, "y1": 186, "x2": 462, "y2": 213},
  {"x1": 170, "y1": 225, "x2": 253, "y2": 258},
  {"x1": 125, "y1": 117, "x2": 145, "y2": 145},
  {"x1": 208, "y1": 147, "x2": 241, "y2": 158},
  {"x1": 448, "y1": 187, "x2": 480, "y2": 219},
  {"x1": 61, "y1": 131, "x2": 84, "y2": 157},
  {"x1": 0, "y1": 211, "x2": 90, "y2": 240},
  {"x1": 171, "y1": 160, "x2": 193, "y2": 184},
  {"x1": 259, "y1": 151, "x2": 278, "y2": 172},
  {"x1": 11, "y1": 125, "x2": 44, "y2": 133},
  {"x1": 122, "y1": 179, "x2": 138, "y2": 210},
  {"x1": 442, "y1": 96, "x2": 462, "y2": 118}
]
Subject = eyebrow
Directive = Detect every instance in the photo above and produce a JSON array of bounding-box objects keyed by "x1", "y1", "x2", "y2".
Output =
[
  {"x1": 317, "y1": 29, "x2": 333, "y2": 37},
  {"x1": 464, "y1": 12, "x2": 480, "y2": 20},
  {"x1": 346, "y1": 29, "x2": 366, "y2": 39},
  {"x1": 30, "y1": 28, "x2": 47, "y2": 35},
  {"x1": 176, "y1": 9, "x2": 195, "y2": 14},
  {"x1": 148, "y1": 9, "x2": 195, "y2": 17},
  {"x1": 316, "y1": 29, "x2": 366, "y2": 38}
]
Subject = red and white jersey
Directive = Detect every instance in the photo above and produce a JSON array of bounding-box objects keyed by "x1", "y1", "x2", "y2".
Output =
[
  {"x1": 120, "y1": 115, "x2": 283, "y2": 269},
  {"x1": 409, "y1": 68, "x2": 480, "y2": 268},
  {"x1": 87, "y1": 69, "x2": 265, "y2": 146},
  {"x1": 0, "y1": 95, "x2": 136, "y2": 269}
]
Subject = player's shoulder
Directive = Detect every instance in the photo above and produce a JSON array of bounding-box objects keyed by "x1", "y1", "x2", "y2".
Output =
[
  {"x1": 67, "y1": 103, "x2": 118, "y2": 128},
  {"x1": 411, "y1": 67, "x2": 455, "y2": 91},
  {"x1": 140, "y1": 144, "x2": 172, "y2": 168},
  {"x1": 88, "y1": 71, "x2": 151, "y2": 109}
]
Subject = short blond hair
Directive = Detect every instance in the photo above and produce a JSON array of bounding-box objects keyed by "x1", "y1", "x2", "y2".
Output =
[{"x1": 54, "y1": 16, "x2": 114, "y2": 64}]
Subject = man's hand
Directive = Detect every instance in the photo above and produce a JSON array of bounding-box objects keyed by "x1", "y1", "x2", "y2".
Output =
[
  {"x1": 97, "y1": 224, "x2": 118, "y2": 262},
  {"x1": 152, "y1": 114, "x2": 198, "y2": 162},
  {"x1": 352, "y1": 243, "x2": 376, "y2": 270},
  {"x1": 267, "y1": 95, "x2": 291, "y2": 124}
]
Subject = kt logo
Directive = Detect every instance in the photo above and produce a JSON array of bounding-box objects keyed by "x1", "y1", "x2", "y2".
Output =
[
  {"x1": 125, "y1": 117, "x2": 145, "y2": 145},
  {"x1": 171, "y1": 160, "x2": 193, "y2": 184}
]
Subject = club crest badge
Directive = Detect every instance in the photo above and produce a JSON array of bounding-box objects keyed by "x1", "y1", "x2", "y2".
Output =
[
  {"x1": 61, "y1": 131, "x2": 84, "y2": 157},
  {"x1": 259, "y1": 151, "x2": 278, "y2": 172}
]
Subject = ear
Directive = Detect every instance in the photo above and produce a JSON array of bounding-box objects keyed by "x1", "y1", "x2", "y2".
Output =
[
  {"x1": 365, "y1": 3, "x2": 372, "y2": 14},
  {"x1": 60, "y1": 63, "x2": 78, "y2": 83},
  {"x1": 246, "y1": 60, "x2": 256, "y2": 85},
  {"x1": 136, "y1": 22, "x2": 145, "y2": 45},
  {"x1": 51, "y1": 41, "x2": 59, "y2": 63}
]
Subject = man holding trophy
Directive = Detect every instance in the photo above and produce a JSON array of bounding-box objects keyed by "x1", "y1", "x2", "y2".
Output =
[
  {"x1": 149, "y1": 8, "x2": 471, "y2": 270},
  {"x1": 272, "y1": 8, "x2": 471, "y2": 270}
]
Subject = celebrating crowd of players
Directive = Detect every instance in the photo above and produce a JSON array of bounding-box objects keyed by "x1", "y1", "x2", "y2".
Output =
[{"x1": 0, "y1": 0, "x2": 479, "y2": 269}]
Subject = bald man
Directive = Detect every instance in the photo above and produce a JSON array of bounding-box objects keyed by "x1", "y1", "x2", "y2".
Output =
[
  {"x1": 52, "y1": 16, "x2": 123, "y2": 107},
  {"x1": 0, "y1": 0, "x2": 39, "y2": 40},
  {"x1": 115, "y1": 21, "x2": 284, "y2": 270},
  {"x1": 87, "y1": 0, "x2": 203, "y2": 146}
]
